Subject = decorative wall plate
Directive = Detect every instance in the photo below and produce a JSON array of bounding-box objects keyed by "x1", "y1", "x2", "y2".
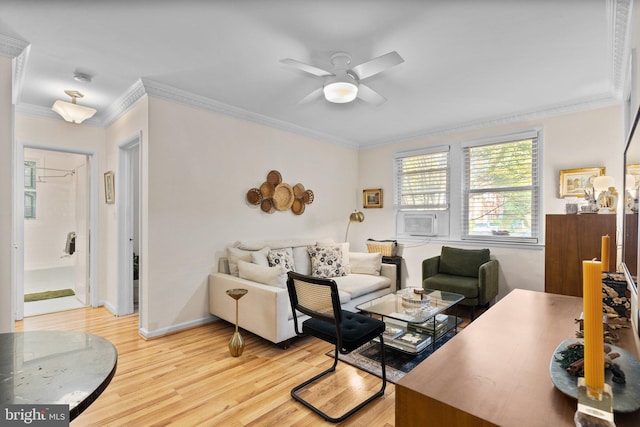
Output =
[{"x1": 273, "y1": 183, "x2": 294, "y2": 211}]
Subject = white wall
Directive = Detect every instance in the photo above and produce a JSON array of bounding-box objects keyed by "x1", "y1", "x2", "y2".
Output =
[
  {"x1": 355, "y1": 105, "x2": 624, "y2": 300},
  {"x1": 0, "y1": 56, "x2": 13, "y2": 332},
  {"x1": 139, "y1": 96, "x2": 359, "y2": 335},
  {"x1": 23, "y1": 148, "x2": 85, "y2": 270}
]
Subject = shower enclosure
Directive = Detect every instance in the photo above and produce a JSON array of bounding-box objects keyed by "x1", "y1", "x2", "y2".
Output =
[{"x1": 23, "y1": 148, "x2": 90, "y2": 315}]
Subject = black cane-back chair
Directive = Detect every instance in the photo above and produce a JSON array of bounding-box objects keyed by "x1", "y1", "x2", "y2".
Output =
[{"x1": 286, "y1": 272, "x2": 387, "y2": 423}]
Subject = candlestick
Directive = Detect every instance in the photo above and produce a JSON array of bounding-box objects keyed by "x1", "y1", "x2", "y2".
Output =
[
  {"x1": 582, "y1": 260, "x2": 604, "y2": 398},
  {"x1": 601, "y1": 235, "x2": 610, "y2": 272}
]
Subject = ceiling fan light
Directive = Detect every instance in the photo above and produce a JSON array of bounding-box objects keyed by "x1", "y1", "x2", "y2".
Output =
[{"x1": 323, "y1": 81, "x2": 358, "y2": 103}]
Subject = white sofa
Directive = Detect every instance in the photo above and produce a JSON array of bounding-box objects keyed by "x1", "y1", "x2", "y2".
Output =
[{"x1": 208, "y1": 238, "x2": 397, "y2": 346}]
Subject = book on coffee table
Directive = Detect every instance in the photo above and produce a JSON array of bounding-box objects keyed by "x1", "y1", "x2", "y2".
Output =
[
  {"x1": 392, "y1": 331, "x2": 432, "y2": 352},
  {"x1": 383, "y1": 324, "x2": 405, "y2": 340}
]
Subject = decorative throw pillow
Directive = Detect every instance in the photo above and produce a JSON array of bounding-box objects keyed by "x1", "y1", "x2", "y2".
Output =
[
  {"x1": 251, "y1": 247, "x2": 271, "y2": 267},
  {"x1": 226, "y1": 247, "x2": 254, "y2": 277},
  {"x1": 237, "y1": 260, "x2": 287, "y2": 288},
  {"x1": 307, "y1": 245, "x2": 347, "y2": 278},
  {"x1": 317, "y1": 241, "x2": 350, "y2": 274},
  {"x1": 349, "y1": 252, "x2": 382, "y2": 276},
  {"x1": 267, "y1": 248, "x2": 296, "y2": 272}
]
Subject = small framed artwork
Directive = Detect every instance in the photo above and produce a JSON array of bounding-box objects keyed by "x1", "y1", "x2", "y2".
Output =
[
  {"x1": 104, "y1": 171, "x2": 115, "y2": 204},
  {"x1": 559, "y1": 167, "x2": 605, "y2": 198},
  {"x1": 363, "y1": 188, "x2": 383, "y2": 208}
]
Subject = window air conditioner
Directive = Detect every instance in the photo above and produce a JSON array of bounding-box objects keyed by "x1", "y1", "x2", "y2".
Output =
[{"x1": 397, "y1": 212, "x2": 438, "y2": 237}]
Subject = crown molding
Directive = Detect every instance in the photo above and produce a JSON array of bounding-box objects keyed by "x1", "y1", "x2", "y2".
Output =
[
  {"x1": 365, "y1": 93, "x2": 620, "y2": 149},
  {"x1": 101, "y1": 79, "x2": 147, "y2": 127},
  {"x1": 610, "y1": 0, "x2": 633, "y2": 96},
  {"x1": 139, "y1": 78, "x2": 359, "y2": 149},
  {"x1": 12, "y1": 44, "x2": 30, "y2": 104},
  {"x1": 0, "y1": 34, "x2": 29, "y2": 58}
]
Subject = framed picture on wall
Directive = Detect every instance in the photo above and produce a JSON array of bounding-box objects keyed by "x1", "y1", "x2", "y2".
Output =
[
  {"x1": 559, "y1": 167, "x2": 605, "y2": 198},
  {"x1": 363, "y1": 188, "x2": 383, "y2": 208},
  {"x1": 104, "y1": 171, "x2": 115, "y2": 204}
]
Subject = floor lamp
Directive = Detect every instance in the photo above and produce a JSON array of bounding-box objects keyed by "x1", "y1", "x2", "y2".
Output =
[{"x1": 344, "y1": 211, "x2": 365, "y2": 242}]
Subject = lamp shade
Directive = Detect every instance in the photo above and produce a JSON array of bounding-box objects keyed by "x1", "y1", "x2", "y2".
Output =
[
  {"x1": 52, "y1": 100, "x2": 97, "y2": 124},
  {"x1": 593, "y1": 175, "x2": 615, "y2": 193},
  {"x1": 349, "y1": 211, "x2": 365, "y2": 222}
]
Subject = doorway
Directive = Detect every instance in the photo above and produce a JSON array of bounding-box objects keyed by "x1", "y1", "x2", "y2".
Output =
[
  {"x1": 21, "y1": 148, "x2": 91, "y2": 317},
  {"x1": 116, "y1": 133, "x2": 141, "y2": 318}
]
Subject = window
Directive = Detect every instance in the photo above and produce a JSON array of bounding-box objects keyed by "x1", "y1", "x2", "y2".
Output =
[
  {"x1": 24, "y1": 161, "x2": 36, "y2": 219},
  {"x1": 463, "y1": 132, "x2": 539, "y2": 243},
  {"x1": 394, "y1": 148, "x2": 449, "y2": 211}
]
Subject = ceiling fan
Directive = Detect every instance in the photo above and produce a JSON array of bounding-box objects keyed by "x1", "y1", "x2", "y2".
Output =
[{"x1": 280, "y1": 51, "x2": 404, "y2": 106}]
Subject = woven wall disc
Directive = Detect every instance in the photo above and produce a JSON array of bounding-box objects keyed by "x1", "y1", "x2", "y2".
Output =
[
  {"x1": 291, "y1": 198, "x2": 305, "y2": 215},
  {"x1": 273, "y1": 183, "x2": 294, "y2": 211},
  {"x1": 261, "y1": 198, "x2": 274, "y2": 213},
  {"x1": 293, "y1": 183, "x2": 306, "y2": 199},
  {"x1": 260, "y1": 181, "x2": 275, "y2": 198},
  {"x1": 302, "y1": 189, "x2": 314, "y2": 204},
  {"x1": 266, "y1": 170, "x2": 282, "y2": 186},
  {"x1": 246, "y1": 188, "x2": 262, "y2": 205}
]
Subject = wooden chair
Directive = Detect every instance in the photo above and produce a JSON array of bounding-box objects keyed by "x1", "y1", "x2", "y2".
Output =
[{"x1": 286, "y1": 272, "x2": 387, "y2": 423}]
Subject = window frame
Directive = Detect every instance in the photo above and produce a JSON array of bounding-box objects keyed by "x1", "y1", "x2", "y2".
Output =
[
  {"x1": 392, "y1": 129, "x2": 543, "y2": 247},
  {"x1": 460, "y1": 130, "x2": 541, "y2": 244}
]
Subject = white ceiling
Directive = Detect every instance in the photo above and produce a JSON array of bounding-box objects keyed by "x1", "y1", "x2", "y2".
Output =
[{"x1": 0, "y1": 0, "x2": 633, "y2": 148}]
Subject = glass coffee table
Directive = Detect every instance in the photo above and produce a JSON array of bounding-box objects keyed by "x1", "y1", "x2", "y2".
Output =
[{"x1": 356, "y1": 288, "x2": 465, "y2": 354}]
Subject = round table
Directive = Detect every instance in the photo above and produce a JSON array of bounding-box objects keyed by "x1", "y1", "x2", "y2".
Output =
[{"x1": 0, "y1": 331, "x2": 118, "y2": 420}]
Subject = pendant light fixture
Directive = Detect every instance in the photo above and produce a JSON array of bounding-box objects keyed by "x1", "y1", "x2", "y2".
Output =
[{"x1": 51, "y1": 90, "x2": 97, "y2": 124}]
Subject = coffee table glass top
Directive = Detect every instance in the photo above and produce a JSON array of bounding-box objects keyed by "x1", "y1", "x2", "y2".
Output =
[{"x1": 356, "y1": 288, "x2": 464, "y2": 324}]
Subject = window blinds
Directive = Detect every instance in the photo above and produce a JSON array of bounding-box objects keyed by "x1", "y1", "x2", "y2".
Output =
[{"x1": 394, "y1": 148, "x2": 449, "y2": 210}]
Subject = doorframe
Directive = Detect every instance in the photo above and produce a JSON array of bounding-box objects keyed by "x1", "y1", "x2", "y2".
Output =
[
  {"x1": 14, "y1": 142, "x2": 99, "y2": 320},
  {"x1": 116, "y1": 132, "x2": 142, "y2": 318}
]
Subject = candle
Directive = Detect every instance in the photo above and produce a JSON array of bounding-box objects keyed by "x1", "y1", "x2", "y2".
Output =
[
  {"x1": 601, "y1": 235, "x2": 610, "y2": 272},
  {"x1": 582, "y1": 260, "x2": 604, "y2": 397}
]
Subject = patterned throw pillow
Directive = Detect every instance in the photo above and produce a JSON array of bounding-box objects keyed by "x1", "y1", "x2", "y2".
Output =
[
  {"x1": 267, "y1": 249, "x2": 296, "y2": 272},
  {"x1": 307, "y1": 245, "x2": 347, "y2": 278}
]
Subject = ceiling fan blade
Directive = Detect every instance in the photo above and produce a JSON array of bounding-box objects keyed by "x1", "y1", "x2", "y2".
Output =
[
  {"x1": 298, "y1": 87, "x2": 324, "y2": 104},
  {"x1": 357, "y1": 84, "x2": 386, "y2": 106},
  {"x1": 280, "y1": 58, "x2": 334, "y2": 77},
  {"x1": 350, "y1": 51, "x2": 404, "y2": 80}
]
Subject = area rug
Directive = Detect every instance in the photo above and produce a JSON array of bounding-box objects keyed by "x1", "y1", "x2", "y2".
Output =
[
  {"x1": 24, "y1": 288, "x2": 75, "y2": 302},
  {"x1": 327, "y1": 329, "x2": 456, "y2": 383}
]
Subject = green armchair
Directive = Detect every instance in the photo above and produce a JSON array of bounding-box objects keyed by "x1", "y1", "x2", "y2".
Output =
[{"x1": 422, "y1": 246, "x2": 499, "y2": 320}]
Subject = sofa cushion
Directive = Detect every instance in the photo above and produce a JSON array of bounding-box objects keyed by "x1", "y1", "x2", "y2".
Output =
[
  {"x1": 349, "y1": 252, "x2": 381, "y2": 276},
  {"x1": 251, "y1": 247, "x2": 271, "y2": 267},
  {"x1": 333, "y1": 273, "x2": 391, "y2": 299},
  {"x1": 308, "y1": 245, "x2": 347, "y2": 278},
  {"x1": 292, "y1": 246, "x2": 311, "y2": 275},
  {"x1": 439, "y1": 246, "x2": 490, "y2": 278},
  {"x1": 268, "y1": 248, "x2": 296, "y2": 272},
  {"x1": 423, "y1": 273, "x2": 479, "y2": 298},
  {"x1": 237, "y1": 260, "x2": 287, "y2": 288},
  {"x1": 227, "y1": 247, "x2": 269, "y2": 277}
]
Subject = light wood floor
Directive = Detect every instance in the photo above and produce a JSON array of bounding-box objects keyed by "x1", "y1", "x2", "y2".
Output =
[{"x1": 15, "y1": 307, "x2": 396, "y2": 426}]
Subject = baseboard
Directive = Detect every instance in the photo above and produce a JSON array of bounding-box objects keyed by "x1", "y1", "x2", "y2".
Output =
[
  {"x1": 139, "y1": 315, "x2": 216, "y2": 339},
  {"x1": 102, "y1": 300, "x2": 117, "y2": 316}
]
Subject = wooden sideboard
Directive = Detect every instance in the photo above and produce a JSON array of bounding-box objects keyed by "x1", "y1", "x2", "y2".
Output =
[
  {"x1": 545, "y1": 214, "x2": 617, "y2": 297},
  {"x1": 395, "y1": 289, "x2": 640, "y2": 427}
]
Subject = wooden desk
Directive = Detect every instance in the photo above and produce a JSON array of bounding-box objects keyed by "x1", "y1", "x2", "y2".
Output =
[{"x1": 395, "y1": 289, "x2": 640, "y2": 427}]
